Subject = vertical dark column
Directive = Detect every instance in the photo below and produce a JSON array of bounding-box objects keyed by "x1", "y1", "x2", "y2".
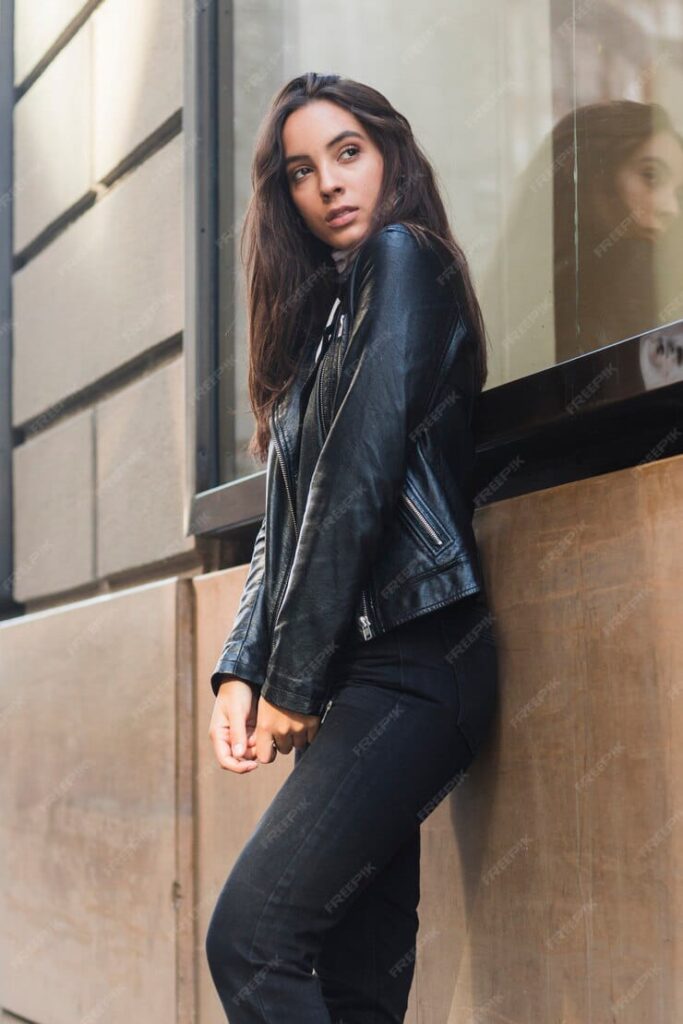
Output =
[
  {"x1": 0, "y1": 0, "x2": 21, "y2": 619},
  {"x1": 185, "y1": 0, "x2": 220, "y2": 502}
]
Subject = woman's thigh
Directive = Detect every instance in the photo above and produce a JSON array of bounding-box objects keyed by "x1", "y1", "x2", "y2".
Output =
[{"x1": 214, "y1": 679, "x2": 474, "y2": 969}]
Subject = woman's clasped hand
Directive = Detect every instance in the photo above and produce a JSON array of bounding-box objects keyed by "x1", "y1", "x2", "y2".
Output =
[{"x1": 208, "y1": 678, "x2": 321, "y2": 772}]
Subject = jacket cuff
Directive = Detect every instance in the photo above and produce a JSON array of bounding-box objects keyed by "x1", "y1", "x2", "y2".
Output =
[
  {"x1": 210, "y1": 648, "x2": 266, "y2": 698},
  {"x1": 260, "y1": 677, "x2": 330, "y2": 717}
]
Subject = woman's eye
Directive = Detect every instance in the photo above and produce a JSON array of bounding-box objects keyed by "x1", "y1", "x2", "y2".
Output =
[
  {"x1": 290, "y1": 145, "x2": 360, "y2": 183},
  {"x1": 290, "y1": 162, "x2": 312, "y2": 183}
]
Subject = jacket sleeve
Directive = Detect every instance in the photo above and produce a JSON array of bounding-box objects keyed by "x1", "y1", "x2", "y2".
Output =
[
  {"x1": 260, "y1": 224, "x2": 460, "y2": 715},
  {"x1": 210, "y1": 512, "x2": 270, "y2": 698}
]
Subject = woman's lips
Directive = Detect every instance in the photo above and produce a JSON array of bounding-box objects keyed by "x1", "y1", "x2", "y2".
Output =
[{"x1": 327, "y1": 207, "x2": 358, "y2": 227}]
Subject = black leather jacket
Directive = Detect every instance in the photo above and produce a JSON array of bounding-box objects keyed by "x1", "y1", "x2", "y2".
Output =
[{"x1": 211, "y1": 223, "x2": 486, "y2": 715}]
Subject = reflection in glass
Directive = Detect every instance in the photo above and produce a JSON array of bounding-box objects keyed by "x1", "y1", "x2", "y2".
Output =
[{"x1": 553, "y1": 100, "x2": 683, "y2": 362}]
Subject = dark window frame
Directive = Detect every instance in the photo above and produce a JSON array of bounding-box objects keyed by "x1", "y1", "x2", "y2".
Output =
[
  {"x1": 184, "y1": 8, "x2": 683, "y2": 542},
  {"x1": 0, "y1": 0, "x2": 21, "y2": 618},
  {"x1": 185, "y1": 0, "x2": 265, "y2": 540}
]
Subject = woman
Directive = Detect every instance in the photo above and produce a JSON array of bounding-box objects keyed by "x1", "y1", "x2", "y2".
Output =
[{"x1": 205, "y1": 72, "x2": 499, "y2": 1023}]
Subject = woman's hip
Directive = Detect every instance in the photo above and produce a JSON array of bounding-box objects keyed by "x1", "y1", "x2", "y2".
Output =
[{"x1": 329, "y1": 591, "x2": 499, "y2": 758}]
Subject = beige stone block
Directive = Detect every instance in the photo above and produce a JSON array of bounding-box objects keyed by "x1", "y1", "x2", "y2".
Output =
[
  {"x1": 14, "y1": 22, "x2": 92, "y2": 250},
  {"x1": 96, "y1": 357, "x2": 195, "y2": 577},
  {"x1": 14, "y1": 0, "x2": 83, "y2": 83},
  {"x1": 92, "y1": 0, "x2": 183, "y2": 180},
  {"x1": 13, "y1": 132, "x2": 184, "y2": 426},
  {"x1": 193, "y1": 566, "x2": 292, "y2": 1023},
  {"x1": 12, "y1": 408, "x2": 94, "y2": 601},
  {"x1": 0, "y1": 577, "x2": 195, "y2": 1022},
  {"x1": 414, "y1": 452, "x2": 683, "y2": 1022}
]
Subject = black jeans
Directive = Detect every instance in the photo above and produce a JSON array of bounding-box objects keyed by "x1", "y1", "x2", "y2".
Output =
[{"x1": 205, "y1": 592, "x2": 499, "y2": 1023}]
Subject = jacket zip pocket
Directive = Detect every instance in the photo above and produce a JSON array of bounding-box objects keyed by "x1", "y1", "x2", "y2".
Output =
[
  {"x1": 398, "y1": 473, "x2": 452, "y2": 553},
  {"x1": 400, "y1": 491, "x2": 444, "y2": 548}
]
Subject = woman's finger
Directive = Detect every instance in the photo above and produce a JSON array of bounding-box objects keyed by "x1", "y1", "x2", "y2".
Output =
[
  {"x1": 210, "y1": 724, "x2": 260, "y2": 772},
  {"x1": 209, "y1": 703, "x2": 260, "y2": 773}
]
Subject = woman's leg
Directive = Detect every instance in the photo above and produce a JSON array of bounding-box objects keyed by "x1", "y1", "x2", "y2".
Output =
[
  {"x1": 205, "y1": 681, "x2": 474, "y2": 1023},
  {"x1": 205, "y1": 593, "x2": 498, "y2": 1023},
  {"x1": 314, "y1": 827, "x2": 421, "y2": 1024},
  {"x1": 313, "y1": 592, "x2": 499, "y2": 1023}
]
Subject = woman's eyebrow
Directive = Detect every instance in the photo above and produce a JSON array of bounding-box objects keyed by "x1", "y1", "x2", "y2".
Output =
[{"x1": 284, "y1": 129, "x2": 364, "y2": 167}]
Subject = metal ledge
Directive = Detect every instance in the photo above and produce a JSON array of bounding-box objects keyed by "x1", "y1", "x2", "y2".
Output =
[{"x1": 190, "y1": 321, "x2": 683, "y2": 537}]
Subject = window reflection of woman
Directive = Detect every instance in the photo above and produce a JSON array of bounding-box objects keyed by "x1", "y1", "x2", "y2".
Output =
[{"x1": 553, "y1": 100, "x2": 683, "y2": 362}]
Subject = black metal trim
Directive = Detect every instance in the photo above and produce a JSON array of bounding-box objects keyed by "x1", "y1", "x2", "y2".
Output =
[
  {"x1": 215, "y1": 0, "x2": 238, "y2": 486},
  {"x1": 192, "y1": 468, "x2": 265, "y2": 537},
  {"x1": 184, "y1": 0, "x2": 220, "y2": 511},
  {"x1": 190, "y1": 320, "x2": 683, "y2": 537},
  {"x1": 473, "y1": 321, "x2": 683, "y2": 505},
  {"x1": 0, "y1": 0, "x2": 22, "y2": 618}
]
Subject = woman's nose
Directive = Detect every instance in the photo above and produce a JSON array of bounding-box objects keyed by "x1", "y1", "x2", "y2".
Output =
[
  {"x1": 657, "y1": 186, "x2": 681, "y2": 222},
  {"x1": 319, "y1": 168, "x2": 343, "y2": 198}
]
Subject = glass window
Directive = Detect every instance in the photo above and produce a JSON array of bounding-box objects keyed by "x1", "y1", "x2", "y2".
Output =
[{"x1": 215, "y1": 0, "x2": 683, "y2": 487}]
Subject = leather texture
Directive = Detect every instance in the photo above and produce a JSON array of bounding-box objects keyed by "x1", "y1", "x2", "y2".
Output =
[{"x1": 211, "y1": 223, "x2": 486, "y2": 714}]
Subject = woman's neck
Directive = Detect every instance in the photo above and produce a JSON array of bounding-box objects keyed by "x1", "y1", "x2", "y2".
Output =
[{"x1": 330, "y1": 236, "x2": 366, "y2": 280}]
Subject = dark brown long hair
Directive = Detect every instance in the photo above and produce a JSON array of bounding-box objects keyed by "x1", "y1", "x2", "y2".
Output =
[{"x1": 241, "y1": 72, "x2": 490, "y2": 462}]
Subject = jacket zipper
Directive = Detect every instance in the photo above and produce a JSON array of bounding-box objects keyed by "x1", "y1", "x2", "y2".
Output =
[
  {"x1": 316, "y1": 310, "x2": 344, "y2": 437},
  {"x1": 271, "y1": 302, "x2": 342, "y2": 637},
  {"x1": 400, "y1": 492, "x2": 444, "y2": 547},
  {"x1": 271, "y1": 404, "x2": 299, "y2": 630},
  {"x1": 325, "y1": 302, "x2": 375, "y2": 642},
  {"x1": 316, "y1": 343, "x2": 335, "y2": 437},
  {"x1": 359, "y1": 588, "x2": 374, "y2": 639}
]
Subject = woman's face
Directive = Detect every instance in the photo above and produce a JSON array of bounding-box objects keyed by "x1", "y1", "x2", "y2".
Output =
[
  {"x1": 611, "y1": 129, "x2": 683, "y2": 240},
  {"x1": 282, "y1": 99, "x2": 385, "y2": 249}
]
